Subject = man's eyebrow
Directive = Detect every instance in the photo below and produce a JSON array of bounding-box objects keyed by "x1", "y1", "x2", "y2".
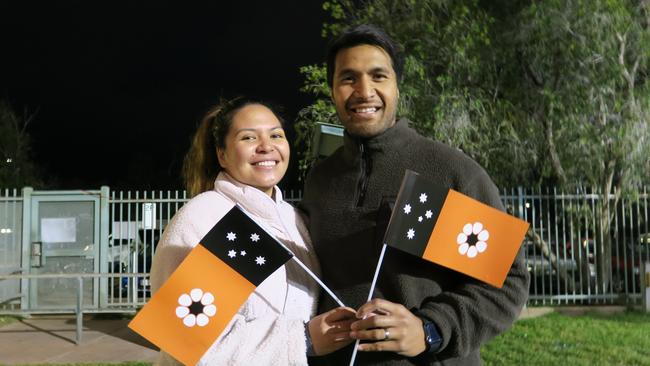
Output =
[{"x1": 336, "y1": 66, "x2": 392, "y2": 76}]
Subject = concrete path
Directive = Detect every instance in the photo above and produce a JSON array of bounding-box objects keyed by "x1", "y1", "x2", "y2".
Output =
[{"x1": 0, "y1": 315, "x2": 158, "y2": 365}]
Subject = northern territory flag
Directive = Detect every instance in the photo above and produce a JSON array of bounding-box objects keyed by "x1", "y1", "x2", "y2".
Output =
[
  {"x1": 128, "y1": 206, "x2": 293, "y2": 365},
  {"x1": 384, "y1": 170, "x2": 529, "y2": 288}
]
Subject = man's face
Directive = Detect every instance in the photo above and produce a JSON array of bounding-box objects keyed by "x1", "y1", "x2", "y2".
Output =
[{"x1": 331, "y1": 44, "x2": 399, "y2": 138}]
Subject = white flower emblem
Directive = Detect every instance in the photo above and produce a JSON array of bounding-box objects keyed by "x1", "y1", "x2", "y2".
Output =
[
  {"x1": 419, "y1": 193, "x2": 428, "y2": 203},
  {"x1": 255, "y1": 256, "x2": 266, "y2": 265},
  {"x1": 456, "y1": 222, "x2": 489, "y2": 258},
  {"x1": 425, "y1": 210, "x2": 433, "y2": 219},
  {"x1": 404, "y1": 204, "x2": 412, "y2": 214},
  {"x1": 176, "y1": 288, "x2": 217, "y2": 327},
  {"x1": 250, "y1": 233, "x2": 260, "y2": 242},
  {"x1": 226, "y1": 232, "x2": 237, "y2": 241},
  {"x1": 227, "y1": 249, "x2": 237, "y2": 258}
]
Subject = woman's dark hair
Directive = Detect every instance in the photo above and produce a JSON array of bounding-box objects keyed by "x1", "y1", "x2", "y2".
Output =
[
  {"x1": 182, "y1": 98, "x2": 284, "y2": 197},
  {"x1": 326, "y1": 24, "x2": 404, "y2": 87}
]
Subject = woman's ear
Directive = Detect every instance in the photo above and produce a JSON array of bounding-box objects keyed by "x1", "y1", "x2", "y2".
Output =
[{"x1": 216, "y1": 147, "x2": 226, "y2": 168}]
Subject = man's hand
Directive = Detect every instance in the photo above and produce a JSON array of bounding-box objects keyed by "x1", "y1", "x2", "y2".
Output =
[
  {"x1": 308, "y1": 306, "x2": 357, "y2": 356},
  {"x1": 350, "y1": 298, "x2": 426, "y2": 357}
]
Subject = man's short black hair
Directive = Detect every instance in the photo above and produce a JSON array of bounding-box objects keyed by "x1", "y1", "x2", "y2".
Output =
[{"x1": 326, "y1": 24, "x2": 404, "y2": 88}]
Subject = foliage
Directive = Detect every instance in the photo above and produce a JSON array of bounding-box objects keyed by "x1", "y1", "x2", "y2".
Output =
[
  {"x1": 0, "y1": 100, "x2": 42, "y2": 188},
  {"x1": 296, "y1": 0, "x2": 650, "y2": 189},
  {"x1": 482, "y1": 311, "x2": 650, "y2": 365},
  {"x1": 293, "y1": 65, "x2": 338, "y2": 177}
]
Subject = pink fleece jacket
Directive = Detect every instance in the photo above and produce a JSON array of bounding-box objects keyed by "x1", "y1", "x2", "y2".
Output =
[{"x1": 150, "y1": 172, "x2": 320, "y2": 365}]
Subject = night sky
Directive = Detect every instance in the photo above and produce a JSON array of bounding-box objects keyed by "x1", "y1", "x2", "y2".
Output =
[{"x1": 1, "y1": 1, "x2": 329, "y2": 191}]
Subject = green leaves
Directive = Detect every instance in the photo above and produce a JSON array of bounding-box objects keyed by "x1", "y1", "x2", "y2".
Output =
[{"x1": 296, "y1": 0, "x2": 650, "y2": 190}]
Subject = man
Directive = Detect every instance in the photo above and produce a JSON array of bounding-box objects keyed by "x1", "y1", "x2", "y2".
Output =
[{"x1": 300, "y1": 24, "x2": 529, "y2": 365}]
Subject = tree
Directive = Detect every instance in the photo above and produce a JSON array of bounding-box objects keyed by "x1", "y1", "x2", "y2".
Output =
[
  {"x1": 294, "y1": 0, "x2": 534, "y2": 185},
  {"x1": 505, "y1": 0, "x2": 650, "y2": 292},
  {"x1": 0, "y1": 101, "x2": 42, "y2": 188}
]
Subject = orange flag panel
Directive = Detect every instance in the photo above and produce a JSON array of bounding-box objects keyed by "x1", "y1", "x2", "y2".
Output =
[
  {"x1": 422, "y1": 189, "x2": 529, "y2": 288},
  {"x1": 129, "y1": 245, "x2": 255, "y2": 365}
]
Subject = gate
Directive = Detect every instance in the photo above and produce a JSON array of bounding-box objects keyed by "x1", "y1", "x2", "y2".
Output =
[{"x1": 19, "y1": 187, "x2": 108, "y2": 310}]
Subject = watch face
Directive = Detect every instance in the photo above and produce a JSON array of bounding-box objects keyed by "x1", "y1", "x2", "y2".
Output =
[{"x1": 424, "y1": 322, "x2": 441, "y2": 346}]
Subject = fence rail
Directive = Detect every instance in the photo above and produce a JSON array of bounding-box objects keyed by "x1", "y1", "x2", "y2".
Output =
[{"x1": 1, "y1": 186, "x2": 648, "y2": 313}]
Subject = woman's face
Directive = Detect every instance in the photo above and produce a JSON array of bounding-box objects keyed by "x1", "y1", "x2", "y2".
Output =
[{"x1": 217, "y1": 104, "x2": 290, "y2": 196}]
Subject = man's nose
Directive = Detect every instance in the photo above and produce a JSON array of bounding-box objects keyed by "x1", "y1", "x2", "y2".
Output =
[{"x1": 354, "y1": 77, "x2": 375, "y2": 99}]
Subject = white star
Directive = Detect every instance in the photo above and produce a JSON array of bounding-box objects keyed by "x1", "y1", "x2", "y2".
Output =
[
  {"x1": 425, "y1": 210, "x2": 433, "y2": 219},
  {"x1": 240, "y1": 250, "x2": 247, "y2": 256},
  {"x1": 403, "y1": 204, "x2": 412, "y2": 214},
  {"x1": 250, "y1": 233, "x2": 260, "y2": 242},
  {"x1": 226, "y1": 232, "x2": 237, "y2": 241},
  {"x1": 406, "y1": 228, "x2": 415, "y2": 240},
  {"x1": 419, "y1": 193, "x2": 428, "y2": 203},
  {"x1": 227, "y1": 250, "x2": 237, "y2": 258},
  {"x1": 255, "y1": 256, "x2": 266, "y2": 265},
  {"x1": 418, "y1": 216, "x2": 423, "y2": 222}
]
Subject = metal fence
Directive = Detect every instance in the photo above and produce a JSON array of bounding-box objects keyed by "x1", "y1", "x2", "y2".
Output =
[
  {"x1": 0, "y1": 189, "x2": 22, "y2": 307},
  {"x1": 1, "y1": 186, "x2": 648, "y2": 313},
  {"x1": 502, "y1": 187, "x2": 649, "y2": 306}
]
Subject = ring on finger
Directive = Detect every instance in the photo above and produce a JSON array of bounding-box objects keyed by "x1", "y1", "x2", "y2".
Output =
[{"x1": 383, "y1": 328, "x2": 390, "y2": 340}]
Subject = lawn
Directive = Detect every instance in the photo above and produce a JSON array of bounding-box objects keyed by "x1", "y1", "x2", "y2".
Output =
[
  {"x1": 2, "y1": 312, "x2": 649, "y2": 366},
  {"x1": 5, "y1": 364, "x2": 151, "y2": 366},
  {"x1": 482, "y1": 310, "x2": 650, "y2": 366},
  {"x1": 0, "y1": 315, "x2": 17, "y2": 327}
]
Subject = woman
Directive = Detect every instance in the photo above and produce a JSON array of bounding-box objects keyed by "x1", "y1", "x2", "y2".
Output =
[{"x1": 150, "y1": 98, "x2": 353, "y2": 365}]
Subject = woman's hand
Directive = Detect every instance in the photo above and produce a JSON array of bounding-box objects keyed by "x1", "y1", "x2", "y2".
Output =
[{"x1": 307, "y1": 306, "x2": 357, "y2": 356}]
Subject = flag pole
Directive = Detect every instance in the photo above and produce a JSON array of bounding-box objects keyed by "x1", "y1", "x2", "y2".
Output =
[
  {"x1": 290, "y1": 256, "x2": 344, "y2": 307},
  {"x1": 234, "y1": 204, "x2": 345, "y2": 307},
  {"x1": 349, "y1": 243, "x2": 388, "y2": 366}
]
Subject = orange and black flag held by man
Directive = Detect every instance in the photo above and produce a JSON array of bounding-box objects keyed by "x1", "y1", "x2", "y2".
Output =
[{"x1": 383, "y1": 170, "x2": 529, "y2": 288}]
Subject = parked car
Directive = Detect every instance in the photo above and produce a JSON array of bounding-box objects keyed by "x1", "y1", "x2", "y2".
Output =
[
  {"x1": 611, "y1": 232, "x2": 649, "y2": 292},
  {"x1": 525, "y1": 238, "x2": 597, "y2": 294}
]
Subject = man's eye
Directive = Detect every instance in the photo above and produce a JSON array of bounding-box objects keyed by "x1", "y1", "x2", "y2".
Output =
[
  {"x1": 374, "y1": 74, "x2": 388, "y2": 80},
  {"x1": 241, "y1": 135, "x2": 256, "y2": 141}
]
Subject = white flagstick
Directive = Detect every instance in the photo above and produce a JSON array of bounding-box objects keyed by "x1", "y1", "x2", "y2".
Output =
[
  {"x1": 289, "y1": 256, "x2": 344, "y2": 307},
  {"x1": 349, "y1": 243, "x2": 388, "y2": 366},
  {"x1": 235, "y1": 204, "x2": 345, "y2": 307}
]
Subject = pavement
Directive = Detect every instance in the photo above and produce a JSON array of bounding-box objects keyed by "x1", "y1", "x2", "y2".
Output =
[
  {"x1": 0, "y1": 305, "x2": 629, "y2": 365},
  {"x1": 0, "y1": 315, "x2": 158, "y2": 365}
]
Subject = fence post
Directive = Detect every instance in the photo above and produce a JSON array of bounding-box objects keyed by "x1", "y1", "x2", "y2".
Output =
[
  {"x1": 641, "y1": 261, "x2": 650, "y2": 313},
  {"x1": 76, "y1": 276, "x2": 83, "y2": 344}
]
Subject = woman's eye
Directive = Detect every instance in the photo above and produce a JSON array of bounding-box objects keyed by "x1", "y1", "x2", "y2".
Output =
[{"x1": 241, "y1": 135, "x2": 255, "y2": 141}]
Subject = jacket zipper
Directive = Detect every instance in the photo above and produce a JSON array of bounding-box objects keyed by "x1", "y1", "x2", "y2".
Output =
[{"x1": 355, "y1": 142, "x2": 370, "y2": 207}]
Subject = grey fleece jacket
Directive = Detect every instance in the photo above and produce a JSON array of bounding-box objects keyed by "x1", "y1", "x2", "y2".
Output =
[{"x1": 300, "y1": 118, "x2": 529, "y2": 365}]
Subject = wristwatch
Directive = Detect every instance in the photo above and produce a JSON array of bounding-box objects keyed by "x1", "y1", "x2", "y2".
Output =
[{"x1": 422, "y1": 320, "x2": 442, "y2": 353}]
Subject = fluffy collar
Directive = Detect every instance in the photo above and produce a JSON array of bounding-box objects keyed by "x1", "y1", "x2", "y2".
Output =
[{"x1": 213, "y1": 171, "x2": 285, "y2": 222}]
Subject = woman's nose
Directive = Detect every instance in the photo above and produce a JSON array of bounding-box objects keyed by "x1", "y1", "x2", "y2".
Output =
[{"x1": 256, "y1": 137, "x2": 275, "y2": 153}]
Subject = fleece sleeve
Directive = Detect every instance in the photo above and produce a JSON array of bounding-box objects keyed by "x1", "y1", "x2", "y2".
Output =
[{"x1": 416, "y1": 169, "x2": 530, "y2": 360}]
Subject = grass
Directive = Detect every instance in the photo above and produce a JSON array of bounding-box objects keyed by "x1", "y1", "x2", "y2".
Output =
[
  {"x1": 3, "y1": 312, "x2": 649, "y2": 365},
  {"x1": 5, "y1": 364, "x2": 151, "y2": 366},
  {"x1": 0, "y1": 315, "x2": 17, "y2": 327},
  {"x1": 482, "y1": 310, "x2": 650, "y2": 366}
]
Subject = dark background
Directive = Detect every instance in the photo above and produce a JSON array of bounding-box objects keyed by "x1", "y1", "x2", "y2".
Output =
[{"x1": 0, "y1": 1, "x2": 329, "y2": 190}]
